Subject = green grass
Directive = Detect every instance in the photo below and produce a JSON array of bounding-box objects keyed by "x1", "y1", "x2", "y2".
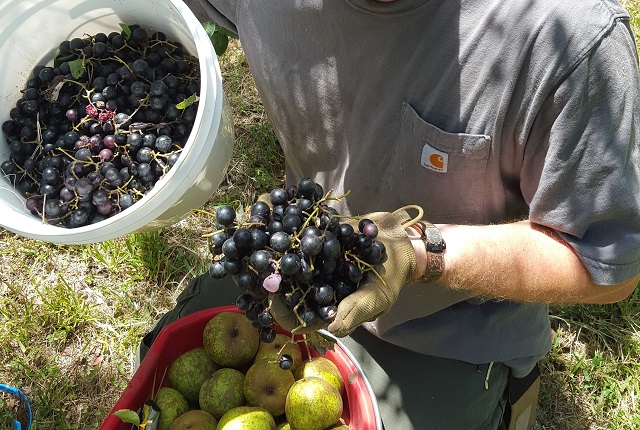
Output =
[{"x1": 1, "y1": 3, "x2": 640, "y2": 428}]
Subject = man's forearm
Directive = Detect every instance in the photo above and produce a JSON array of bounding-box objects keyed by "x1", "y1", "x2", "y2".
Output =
[{"x1": 427, "y1": 221, "x2": 638, "y2": 304}]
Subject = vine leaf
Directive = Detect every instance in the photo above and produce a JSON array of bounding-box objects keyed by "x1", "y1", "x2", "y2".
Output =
[
  {"x1": 119, "y1": 23, "x2": 132, "y2": 39},
  {"x1": 68, "y1": 59, "x2": 85, "y2": 80},
  {"x1": 176, "y1": 93, "x2": 199, "y2": 110},
  {"x1": 113, "y1": 409, "x2": 140, "y2": 426}
]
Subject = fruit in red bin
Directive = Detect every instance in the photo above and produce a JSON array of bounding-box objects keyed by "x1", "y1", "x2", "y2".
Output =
[
  {"x1": 169, "y1": 409, "x2": 217, "y2": 430},
  {"x1": 216, "y1": 406, "x2": 276, "y2": 430},
  {"x1": 168, "y1": 347, "x2": 217, "y2": 403},
  {"x1": 155, "y1": 387, "x2": 190, "y2": 430},
  {"x1": 203, "y1": 311, "x2": 260, "y2": 367},
  {"x1": 244, "y1": 359, "x2": 295, "y2": 417},
  {"x1": 285, "y1": 377, "x2": 343, "y2": 430},
  {"x1": 199, "y1": 367, "x2": 246, "y2": 420},
  {"x1": 294, "y1": 356, "x2": 344, "y2": 395},
  {"x1": 253, "y1": 333, "x2": 303, "y2": 372}
]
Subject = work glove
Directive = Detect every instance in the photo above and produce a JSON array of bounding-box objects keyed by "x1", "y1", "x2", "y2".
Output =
[{"x1": 327, "y1": 209, "x2": 419, "y2": 337}]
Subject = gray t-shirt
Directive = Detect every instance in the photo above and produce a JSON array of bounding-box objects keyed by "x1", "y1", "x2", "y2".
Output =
[{"x1": 186, "y1": 0, "x2": 640, "y2": 376}]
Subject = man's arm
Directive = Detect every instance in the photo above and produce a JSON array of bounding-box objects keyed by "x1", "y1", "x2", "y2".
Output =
[{"x1": 412, "y1": 221, "x2": 639, "y2": 304}]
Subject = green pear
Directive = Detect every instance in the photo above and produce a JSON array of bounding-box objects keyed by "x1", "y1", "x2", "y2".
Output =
[
  {"x1": 200, "y1": 367, "x2": 246, "y2": 420},
  {"x1": 244, "y1": 359, "x2": 295, "y2": 417},
  {"x1": 169, "y1": 347, "x2": 218, "y2": 403},
  {"x1": 155, "y1": 387, "x2": 190, "y2": 430},
  {"x1": 253, "y1": 334, "x2": 303, "y2": 372},
  {"x1": 294, "y1": 357, "x2": 344, "y2": 394},
  {"x1": 216, "y1": 406, "x2": 276, "y2": 430},
  {"x1": 285, "y1": 377, "x2": 343, "y2": 430},
  {"x1": 169, "y1": 409, "x2": 217, "y2": 429},
  {"x1": 203, "y1": 311, "x2": 260, "y2": 367}
]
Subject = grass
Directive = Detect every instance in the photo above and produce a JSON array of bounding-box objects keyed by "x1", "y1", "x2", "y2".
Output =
[{"x1": 1, "y1": 3, "x2": 640, "y2": 429}]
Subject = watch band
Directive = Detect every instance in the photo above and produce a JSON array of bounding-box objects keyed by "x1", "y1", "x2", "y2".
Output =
[{"x1": 413, "y1": 221, "x2": 446, "y2": 283}]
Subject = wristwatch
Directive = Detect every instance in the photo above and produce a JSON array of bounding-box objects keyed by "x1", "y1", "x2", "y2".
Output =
[{"x1": 412, "y1": 221, "x2": 446, "y2": 283}]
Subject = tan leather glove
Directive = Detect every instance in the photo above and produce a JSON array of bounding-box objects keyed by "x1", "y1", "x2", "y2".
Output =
[{"x1": 327, "y1": 210, "x2": 418, "y2": 337}]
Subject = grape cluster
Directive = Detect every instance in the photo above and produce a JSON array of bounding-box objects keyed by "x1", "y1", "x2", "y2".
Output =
[
  {"x1": 207, "y1": 178, "x2": 386, "y2": 341},
  {"x1": 0, "y1": 24, "x2": 200, "y2": 228}
]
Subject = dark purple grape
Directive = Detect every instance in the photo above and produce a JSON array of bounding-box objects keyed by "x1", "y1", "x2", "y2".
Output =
[
  {"x1": 250, "y1": 201, "x2": 271, "y2": 218},
  {"x1": 313, "y1": 284, "x2": 334, "y2": 306},
  {"x1": 208, "y1": 261, "x2": 227, "y2": 279},
  {"x1": 280, "y1": 253, "x2": 302, "y2": 276},
  {"x1": 250, "y1": 250, "x2": 272, "y2": 273},
  {"x1": 216, "y1": 205, "x2": 236, "y2": 226},
  {"x1": 363, "y1": 222, "x2": 378, "y2": 239},
  {"x1": 270, "y1": 231, "x2": 291, "y2": 253},
  {"x1": 269, "y1": 188, "x2": 288, "y2": 206},
  {"x1": 278, "y1": 354, "x2": 294, "y2": 370},
  {"x1": 250, "y1": 229, "x2": 269, "y2": 250},
  {"x1": 258, "y1": 309, "x2": 275, "y2": 327},
  {"x1": 297, "y1": 177, "x2": 315, "y2": 198},
  {"x1": 236, "y1": 293, "x2": 253, "y2": 311},
  {"x1": 282, "y1": 214, "x2": 302, "y2": 234},
  {"x1": 322, "y1": 238, "x2": 341, "y2": 259},
  {"x1": 343, "y1": 261, "x2": 363, "y2": 284},
  {"x1": 297, "y1": 306, "x2": 317, "y2": 327},
  {"x1": 300, "y1": 234, "x2": 322, "y2": 256},
  {"x1": 260, "y1": 327, "x2": 277, "y2": 343},
  {"x1": 317, "y1": 305, "x2": 338, "y2": 323},
  {"x1": 358, "y1": 218, "x2": 374, "y2": 233},
  {"x1": 232, "y1": 228, "x2": 252, "y2": 249},
  {"x1": 236, "y1": 270, "x2": 258, "y2": 290}
]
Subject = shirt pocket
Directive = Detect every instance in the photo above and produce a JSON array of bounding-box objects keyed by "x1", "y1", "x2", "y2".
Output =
[{"x1": 385, "y1": 102, "x2": 492, "y2": 223}]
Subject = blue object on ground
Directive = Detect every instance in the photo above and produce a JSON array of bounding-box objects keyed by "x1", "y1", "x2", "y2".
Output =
[{"x1": 0, "y1": 384, "x2": 32, "y2": 430}]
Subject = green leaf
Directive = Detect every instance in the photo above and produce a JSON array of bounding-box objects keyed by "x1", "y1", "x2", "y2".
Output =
[
  {"x1": 176, "y1": 93, "x2": 200, "y2": 110},
  {"x1": 68, "y1": 59, "x2": 85, "y2": 80},
  {"x1": 202, "y1": 21, "x2": 217, "y2": 39},
  {"x1": 113, "y1": 409, "x2": 140, "y2": 426},
  {"x1": 211, "y1": 32, "x2": 230, "y2": 56},
  {"x1": 119, "y1": 23, "x2": 132, "y2": 39},
  {"x1": 217, "y1": 27, "x2": 238, "y2": 39}
]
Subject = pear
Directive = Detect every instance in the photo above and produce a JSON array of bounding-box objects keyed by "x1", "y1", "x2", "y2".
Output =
[
  {"x1": 244, "y1": 359, "x2": 295, "y2": 417},
  {"x1": 203, "y1": 311, "x2": 260, "y2": 367},
  {"x1": 169, "y1": 347, "x2": 218, "y2": 403},
  {"x1": 294, "y1": 357, "x2": 344, "y2": 394},
  {"x1": 169, "y1": 409, "x2": 217, "y2": 429},
  {"x1": 155, "y1": 387, "x2": 190, "y2": 430},
  {"x1": 200, "y1": 367, "x2": 246, "y2": 420},
  {"x1": 285, "y1": 377, "x2": 343, "y2": 430},
  {"x1": 216, "y1": 405, "x2": 276, "y2": 430}
]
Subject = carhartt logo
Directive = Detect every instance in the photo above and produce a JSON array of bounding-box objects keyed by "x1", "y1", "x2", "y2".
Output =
[{"x1": 421, "y1": 144, "x2": 448, "y2": 173}]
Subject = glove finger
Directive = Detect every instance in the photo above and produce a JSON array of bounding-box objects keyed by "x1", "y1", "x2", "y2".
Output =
[{"x1": 328, "y1": 287, "x2": 385, "y2": 337}]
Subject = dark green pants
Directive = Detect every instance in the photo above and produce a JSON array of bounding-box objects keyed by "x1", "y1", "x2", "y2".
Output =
[{"x1": 139, "y1": 275, "x2": 510, "y2": 430}]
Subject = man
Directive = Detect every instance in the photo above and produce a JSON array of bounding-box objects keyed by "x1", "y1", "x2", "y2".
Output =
[{"x1": 140, "y1": 0, "x2": 640, "y2": 428}]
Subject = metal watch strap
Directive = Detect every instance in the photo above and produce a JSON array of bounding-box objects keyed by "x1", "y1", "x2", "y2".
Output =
[{"x1": 414, "y1": 221, "x2": 446, "y2": 283}]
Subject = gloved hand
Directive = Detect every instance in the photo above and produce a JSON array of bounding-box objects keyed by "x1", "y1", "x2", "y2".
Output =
[{"x1": 327, "y1": 209, "x2": 419, "y2": 337}]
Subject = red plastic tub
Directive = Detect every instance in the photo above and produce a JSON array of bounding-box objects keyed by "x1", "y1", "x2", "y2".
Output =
[{"x1": 100, "y1": 306, "x2": 381, "y2": 429}]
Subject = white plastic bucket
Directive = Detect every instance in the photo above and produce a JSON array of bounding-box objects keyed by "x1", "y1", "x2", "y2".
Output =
[{"x1": 0, "y1": 0, "x2": 234, "y2": 244}]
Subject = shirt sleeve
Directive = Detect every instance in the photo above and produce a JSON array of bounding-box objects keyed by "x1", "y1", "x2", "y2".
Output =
[
  {"x1": 522, "y1": 18, "x2": 640, "y2": 286},
  {"x1": 183, "y1": 0, "x2": 238, "y2": 35}
]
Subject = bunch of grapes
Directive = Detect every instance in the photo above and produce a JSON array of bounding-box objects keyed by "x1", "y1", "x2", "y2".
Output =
[
  {"x1": 207, "y1": 178, "x2": 386, "y2": 342},
  {"x1": 0, "y1": 24, "x2": 200, "y2": 228}
]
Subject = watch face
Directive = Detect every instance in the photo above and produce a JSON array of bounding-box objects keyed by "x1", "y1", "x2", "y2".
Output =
[{"x1": 425, "y1": 226, "x2": 445, "y2": 252}]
